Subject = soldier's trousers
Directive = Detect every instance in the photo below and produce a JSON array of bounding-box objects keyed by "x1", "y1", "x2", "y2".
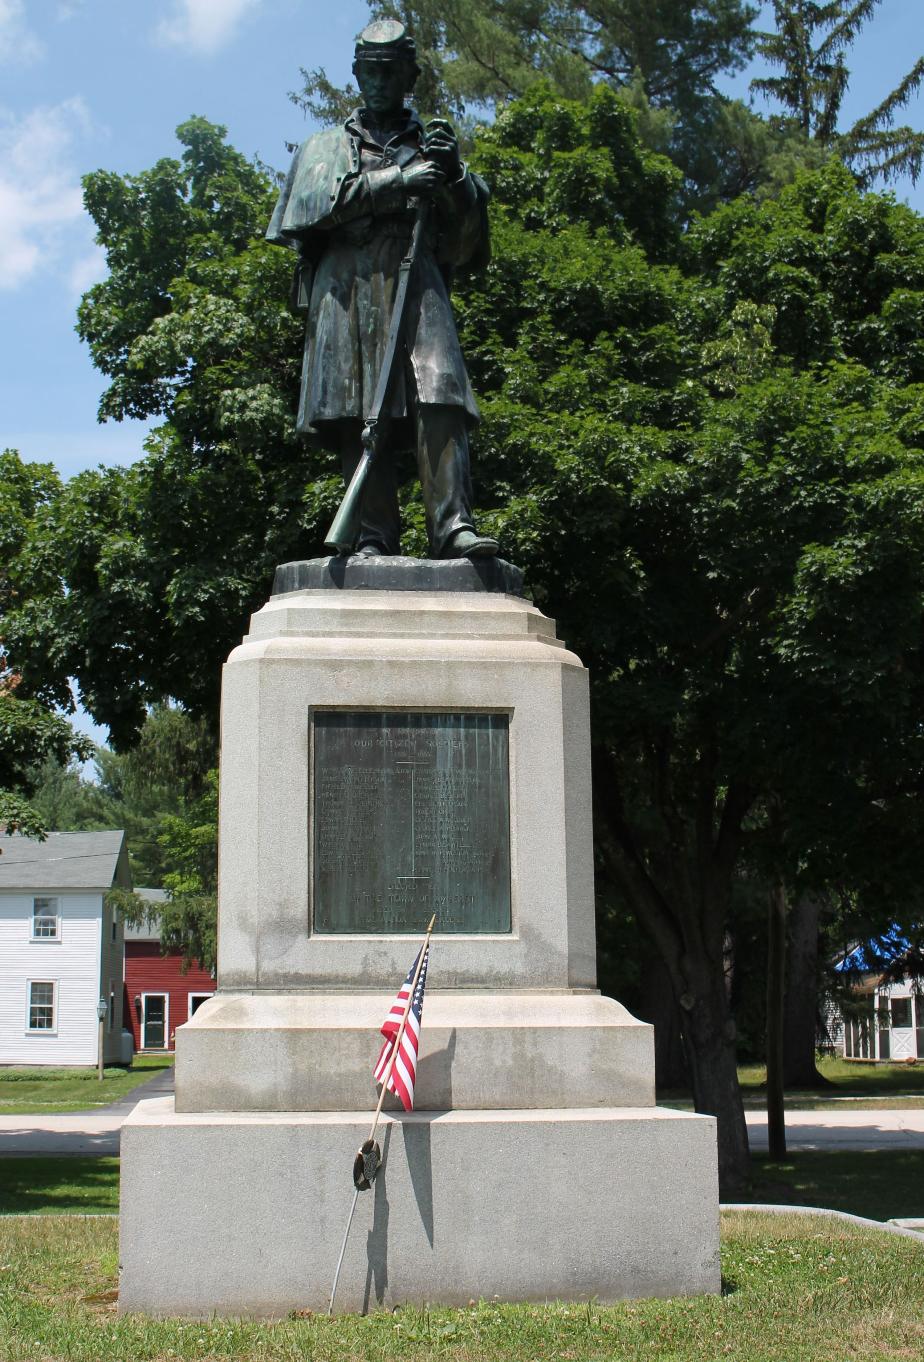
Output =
[{"x1": 338, "y1": 402, "x2": 476, "y2": 557}]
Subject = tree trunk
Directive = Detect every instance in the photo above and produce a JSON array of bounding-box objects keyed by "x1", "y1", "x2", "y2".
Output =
[
  {"x1": 590, "y1": 748, "x2": 753, "y2": 1198},
  {"x1": 637, "y1": 955, "x2": 689, "y2": 1091},
  {"x1": 783, "y1": 892, "x2": 827, "y2": 1088},
  {"x1": 678, "y1": 966, "x2": 751, "y2": 1198},
  {"x1": 766, "y1": 878, "x2": 787, "y2": 1160}
]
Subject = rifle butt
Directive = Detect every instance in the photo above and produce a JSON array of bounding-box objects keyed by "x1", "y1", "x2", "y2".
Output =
[{"x1": 323, "y1": 448, "x2": 373, "y2": 555}]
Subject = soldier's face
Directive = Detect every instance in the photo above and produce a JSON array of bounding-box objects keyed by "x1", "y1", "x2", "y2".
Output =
[{"x1": 355, "y1": 59, "x2": 410, "y2": 117}]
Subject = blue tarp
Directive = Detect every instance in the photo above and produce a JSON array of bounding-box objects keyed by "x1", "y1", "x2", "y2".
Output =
[{"x1": 836, "y1": 926, "x2": 912, "y2": 973}]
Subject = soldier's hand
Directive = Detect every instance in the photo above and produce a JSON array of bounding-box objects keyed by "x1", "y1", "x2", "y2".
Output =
[
  {"x1": 403, "y1": 159, "x2": 446, "y2": 197},
  {"x1": 424, "y1": 119, "x2": 462, "y2": 178}
]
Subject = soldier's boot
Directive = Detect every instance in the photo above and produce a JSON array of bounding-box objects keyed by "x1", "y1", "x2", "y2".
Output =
[{"x1": 416, "y1": 404, "x2": 498, "y2": 558}]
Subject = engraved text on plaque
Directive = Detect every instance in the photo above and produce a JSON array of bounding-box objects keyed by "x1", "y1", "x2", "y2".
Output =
[{"x1": 312, "y1": 711, "x2": 511, "y2": 933}]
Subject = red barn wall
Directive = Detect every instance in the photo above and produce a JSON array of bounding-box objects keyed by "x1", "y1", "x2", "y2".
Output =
[{"x1": 123, "y1": 942, "x2": 215, "y2": 1051}]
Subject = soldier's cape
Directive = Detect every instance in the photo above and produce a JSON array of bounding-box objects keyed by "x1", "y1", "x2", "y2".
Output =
[{"x1": 266, "y1": 118, "x2": 490, "y2": 276}]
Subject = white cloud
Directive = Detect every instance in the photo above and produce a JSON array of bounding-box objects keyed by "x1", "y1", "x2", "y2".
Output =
[
  {"x1": 0, "y1": 99, "x2": 92, "y2": 291},
  {"x1": 0, "y1": 0, "x2": 43, "y2": 64},
  {"x1": 68, "y1": 243, "x2": 106, "y2": 295},
  {"x1": 156, "y1": 0, "x2": 260, "y2": 56}
]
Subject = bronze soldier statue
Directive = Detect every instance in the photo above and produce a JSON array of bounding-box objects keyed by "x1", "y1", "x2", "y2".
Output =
[{"x1": 267, "y1": 19, "x2": 498, "y2": 560}]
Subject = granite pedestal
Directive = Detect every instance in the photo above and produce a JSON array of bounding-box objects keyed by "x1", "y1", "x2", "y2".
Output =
[{"x1": 120, "y1": 558, "x2": 720, "y2": 1315}]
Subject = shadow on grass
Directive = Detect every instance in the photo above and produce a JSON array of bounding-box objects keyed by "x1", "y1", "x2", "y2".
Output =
[
  {"x1": 0, "y1": 1156, "x2": 119, "y2": 1214},
  {"x1": 748, "y1": 1149, "x2": 924, "y2": 1221}
]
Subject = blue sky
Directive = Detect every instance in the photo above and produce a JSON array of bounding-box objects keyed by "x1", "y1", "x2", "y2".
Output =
[
  {"x1": 1, "y1": 0, "x2": 370, "y2": 479},
  {"x1": 2, "y1": 0, "x2": 923, "y2": 486}
]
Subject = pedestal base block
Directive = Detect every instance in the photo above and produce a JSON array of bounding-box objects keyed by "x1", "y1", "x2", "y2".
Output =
[
  {"x1": 175, "y1": 991, "x2": 655, "y2": 1112},
  {"x1": 119, "y1": 1097, "x2": 720, "y2": 1316}
]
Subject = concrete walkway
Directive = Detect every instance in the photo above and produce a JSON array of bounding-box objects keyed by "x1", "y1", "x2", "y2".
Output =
[
  {"x1": 2, "y1": 1089, "x2": 924, "y2": 1156},
  {"x1": 0, "y1": 1067, "x2": 174, "y2": 1156},
  {"x1": 746, "y1": 1106, "x2": 924, "y2": 1151}
]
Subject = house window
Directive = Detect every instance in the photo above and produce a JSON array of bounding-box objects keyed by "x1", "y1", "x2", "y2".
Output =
[
  {"x1": 111, "y1": 913, "x2": 117, "y2": 943},
  {"x1": 892, "y1": 997, "x2": 912, "y2": 1029},
  {"x1": 32, "y1": 897, "x2": 59, "y2": 939},
  {"x1": 27, "y1": 981, "x2": 56, "y2": 1031}
]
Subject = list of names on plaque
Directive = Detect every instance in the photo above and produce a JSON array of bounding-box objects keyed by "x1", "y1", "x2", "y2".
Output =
[{"x1": 312, "y1": 711, "x2": 511, "y2": 934}]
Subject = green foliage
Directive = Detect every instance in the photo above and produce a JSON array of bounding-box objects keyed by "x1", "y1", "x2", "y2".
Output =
[
  {"x1": 157, "y1": 770, "x2": 218, "y2": 972},
  {"x1": 0, "y1": 792, "x2": 47, "y2": 840},
  {"x1": 29, "y1": 704, "x2": 217, "y2": 887},
  {"x1": 0, "y1": 449, "x2": 92, "y2": 837},
  {"x1": 4, "y1": 122, "x2": 327, "y2": 747},
  {"x1": 0, "y1": 692, "x2": 90, "y2": 800},
  {"x1": 755, "y1": 1, "x2": 924, "y2": 186},
  {"x1": 29, "y1": 706, "x2": 219, "y2": 970},
  {"x1": 438, "y1": 98, "x2": 924, "y2": 1180},
  {"x1": 295, "y1": 0, "x2": 775, "y2": 208},
  {"x1": 365, "y1": 0, "x2": 758, "y2": 117},
  {"x1": 21, "y1": 84, "x2": 924, "y2": 1184}
]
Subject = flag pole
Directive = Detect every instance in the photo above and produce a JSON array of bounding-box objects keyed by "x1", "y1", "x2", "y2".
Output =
[
  {"x1": 364, "y1": 912, "x2": 436, "y2": 1149},
  {"x1": 327, "y1": 1186, "x2": 360, "y2": 1317},
  {"x1": 327, "y1": 913, "x2": 436, "y2": 1316}
]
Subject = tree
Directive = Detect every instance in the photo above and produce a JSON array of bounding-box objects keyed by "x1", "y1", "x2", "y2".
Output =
[
  {"x1": 31, "y1": 705, "x2": 220, "y2": 969},
  {"x1": 0, "y1": 450, "x2": 91, "y2": 837},
  {"x1": 293, "y1": 0, "x2": 764, "y2": 207},
  {"x1": 754, "y1": 0, "x2": 924, "y2": 186},
  {"x1": 18, "y1": 89, "x2": 924, "y2": 1192},
  {"x1": 156, "y1": 771, "x2": 218, "y2": 972},
  {"x1": 3, "y1": 121, "x2": 321, "y2": 749},
  {"x1": 298, "y1": 0, "x2": 757, "y2": 116},
  {"x1": 781, "y1": 892, "x2": 828, "y2": 1086},
  {"x1": 0, "y1": 685, "x2": 91, "y2": 839},
  {"x1": 30, "y1": 703, "x2": 216, "y2": 886},
  {"x1": 452, "y1": 91, "x2": 924, "y2": 1190}
]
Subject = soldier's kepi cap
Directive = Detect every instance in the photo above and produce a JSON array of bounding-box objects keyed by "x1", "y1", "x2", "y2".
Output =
[{"x1": 353, "y1": 18, "x2": 420, "y2": 74}]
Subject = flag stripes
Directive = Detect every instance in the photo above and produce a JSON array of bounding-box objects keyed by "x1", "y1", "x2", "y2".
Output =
[{"x1": 373, "y1": 945, "x2": 429, "y2": 1112}]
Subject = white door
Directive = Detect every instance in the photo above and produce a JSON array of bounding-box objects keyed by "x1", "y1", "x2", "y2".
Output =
[{"x1": 889, "y1": 996, "x2": 915, "y2": 1061}]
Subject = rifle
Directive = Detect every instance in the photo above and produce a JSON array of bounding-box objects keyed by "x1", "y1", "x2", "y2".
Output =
[{"x1": 324, "y1": 200, "x2": 429, "y2": 555}]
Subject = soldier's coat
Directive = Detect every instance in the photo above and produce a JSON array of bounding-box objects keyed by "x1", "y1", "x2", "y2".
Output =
[{"x1": 267, "y1": 110, "x2": 490, "y2": 441}]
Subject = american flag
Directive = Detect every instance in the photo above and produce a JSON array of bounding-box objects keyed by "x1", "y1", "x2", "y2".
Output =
[{"x1": 373, "y1": 945, "x2": 429, "y2": 1111}]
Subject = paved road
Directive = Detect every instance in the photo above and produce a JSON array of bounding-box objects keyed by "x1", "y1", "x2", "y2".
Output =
[
  {"x1": 0, "y1": 1067, "x2": 174, "y2": 1156},
  {"x1": 746, "y1": 1106, "x2": 924, "y2": 1151},
  {"x1": 2, "y1": 1089, "x2": 923, "y2": 1156}
]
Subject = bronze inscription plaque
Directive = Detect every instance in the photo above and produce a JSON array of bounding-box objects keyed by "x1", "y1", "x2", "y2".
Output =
[{"x1": 312, "y1": 711, "x2": 511, "y2": 934}]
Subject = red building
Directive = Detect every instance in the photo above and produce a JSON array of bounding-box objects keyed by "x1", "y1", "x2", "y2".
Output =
[{"x1": 123, "y1": 891, "x2": 215, "y2": 1052}]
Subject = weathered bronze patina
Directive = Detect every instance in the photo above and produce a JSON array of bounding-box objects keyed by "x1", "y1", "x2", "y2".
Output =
[
  {"x1": 267, "y1": 19, "x2": 498, "y2": 560},
  {"x1": 312, "y1": 711, "x2": 512, "y2": 934}
]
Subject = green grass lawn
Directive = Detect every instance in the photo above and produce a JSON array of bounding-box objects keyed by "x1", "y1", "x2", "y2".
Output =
[
  {"x1": 661, "y1": 1054, "x2": 924, "y2": 1109},
  {"x1": 739, "y1": 1054, "x2": 924, "y2": 1099},
  {"x1": 0, "y1": 1157, "x2": 119, "y2": 1215},
  {"x1": 0, "y1": 1056, "x2": 172, "y2": 1115},
  {"x1": 0, "y1": 1212, "x2": 920, "y2": 1361},
  {"x1": 748, "y1": 1150, "x2": 924, "y2": 1221}
]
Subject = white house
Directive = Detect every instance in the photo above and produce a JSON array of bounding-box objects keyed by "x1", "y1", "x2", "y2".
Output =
[
  {"x1": 0, "y1": 830, "x2": 129, "y2": 1066},
  {"x1": 831, "y1": 934, "x2": 924, "y2": 1063},
  {"x1": 835, "y1": 977, "x2": 924, "y2": 1063}
]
